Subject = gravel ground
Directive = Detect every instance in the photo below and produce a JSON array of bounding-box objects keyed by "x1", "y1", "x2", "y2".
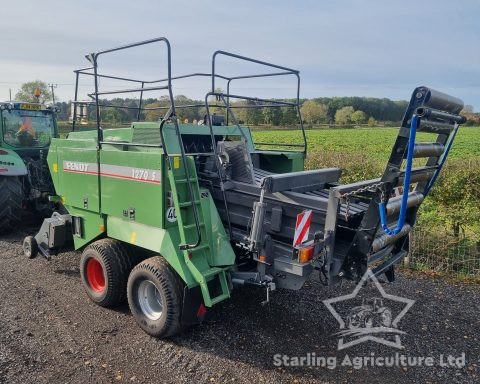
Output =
[{"x1": 1, "y1": 225, "x2": 479, "y2": 384}]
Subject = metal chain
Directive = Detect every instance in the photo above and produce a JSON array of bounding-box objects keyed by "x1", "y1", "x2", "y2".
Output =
[{"x1": 340, "y1": 182, "x2": 386, "y2": 221}]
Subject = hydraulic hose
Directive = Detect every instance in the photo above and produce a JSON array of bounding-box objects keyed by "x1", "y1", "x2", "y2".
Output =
[{"x1": 378, "y1": 115, "x2": 419, "y2": 235}]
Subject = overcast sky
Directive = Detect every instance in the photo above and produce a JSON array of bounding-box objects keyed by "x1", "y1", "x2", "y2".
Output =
[{"x1": 1, "y1": 0, "x2": 479, "y2": 109}]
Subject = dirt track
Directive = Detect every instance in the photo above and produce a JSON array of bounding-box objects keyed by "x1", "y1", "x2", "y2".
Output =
[{"x1": 1, "y1": 226, "x2": 479, "y2": 384}]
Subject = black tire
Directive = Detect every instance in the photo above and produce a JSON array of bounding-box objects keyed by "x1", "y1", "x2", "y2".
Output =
[
  {"x1": 80, "y1": 238, "x2": 136, "y2": 307},
  {"x1": 23, "y1": 236, "x2": 38, "y2": 259},
  {"x1": 0, "y1": 176, "x2": 23, "y2": 234},
  {"x1": 127, "y1": 256, "x2": 184, "y2": 338}
]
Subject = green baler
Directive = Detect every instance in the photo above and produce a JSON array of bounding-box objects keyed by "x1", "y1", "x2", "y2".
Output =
[{"x1": 24, "y1": 38, "x2": 466, "y2": 338}]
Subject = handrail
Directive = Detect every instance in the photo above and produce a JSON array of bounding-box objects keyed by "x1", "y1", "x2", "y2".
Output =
[
  {"x1": 217, "y1": 50, "x2": 307, "y2": 154},
  {"x1": 146, "y1": 72, "x2": 230, "y2": 84},
  {"x1": 88, "y1": 37, "x2": 173, "y2": 144},
  {"x1": 90, "y1": 85, "x2": 169, "y2": 97},
  {"x1": 75, "y1": 69, "x2": 144, "y2": 84},
  {"x1": 209, "y1": 92, "x2": 297, "y2": 107},
  {"x1": 211, "y1": 50, "x2": 298, "y2": 92}
]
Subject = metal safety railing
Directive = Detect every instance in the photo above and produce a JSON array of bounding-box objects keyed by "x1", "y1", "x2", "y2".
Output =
[
  {"x1": 71, "y1": 36, "x2": 307, "y2": 247},
  {"x1": 71, "y1": 42, "x2": 307, "y2": 155}
]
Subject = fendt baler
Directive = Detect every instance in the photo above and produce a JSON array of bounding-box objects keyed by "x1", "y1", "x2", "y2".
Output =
[{"x1": 24, "y1": 38, "x2": 467, "y2": 337}]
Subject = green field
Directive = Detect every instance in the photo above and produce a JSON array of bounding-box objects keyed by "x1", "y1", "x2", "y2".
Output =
[
  {"x1": 253, "y1": 126, "x2": 480, "y2": 184},
  {"x1": 252, "y1": 126, "x2": 480, "y2": 160}
]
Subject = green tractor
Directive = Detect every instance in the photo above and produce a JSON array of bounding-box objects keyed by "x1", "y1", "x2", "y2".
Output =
[
  {"x1": 0, "y1": 101, "x2": 59, "y2": 232},
  {"x1": 26, "y1": 38, "x2": 466, "y2": 338}
]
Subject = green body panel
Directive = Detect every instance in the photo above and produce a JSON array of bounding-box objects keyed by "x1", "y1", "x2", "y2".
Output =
[
  {"x1": 253, "y1": 150, "x2": 305, "y2": 173},
  {"x1": 47, "y1": 137, "x2": 98, "y2": 205},
  {"x1": 106, "y1": 216, "x2": 197, "y2": 287},
  {"x1": 47, "y1": 121, "x2": 304, "y2": 306},
  {"x1": 67, "y1": 128, "x2": 133, "y2": 142},
  {"x1": 161, "y1": 122, "x2": 255, "y2": 154},
  {"x1": 199, "y1": 188, "x2": 235, "y2": 266},
  {"x1": 0, "y1": 148, "x2": 28, "y2": 176},
  {"x1": 100, "y1": 148, "x2": 164, "y2": 227},
  {"x1": 68, "y1": 207, "x2": 105, "y2": 249},
  {"x1": 57, "y1": 145, "x2": 100, "y2": 211}
]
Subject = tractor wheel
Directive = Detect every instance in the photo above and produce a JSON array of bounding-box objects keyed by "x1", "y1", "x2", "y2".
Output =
[
  {"x1": 80, "y1": 238, "x2": 136, "y2": 307},
  {"x1": 127, "y1": 256, "x2": 184, "y2": 338},
  {"x1": 0, "y1": 177, "x2": 23, "y2": 234}
]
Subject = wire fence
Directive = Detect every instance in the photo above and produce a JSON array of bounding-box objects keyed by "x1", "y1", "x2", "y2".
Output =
[{"x1": 408, "y1": 225, "x2": 480, "y2": 277}]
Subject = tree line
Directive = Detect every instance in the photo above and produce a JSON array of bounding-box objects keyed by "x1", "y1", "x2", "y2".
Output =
[
  {"x1": 57, "y1": 96, "x2": 409, "y2": 126},
  {"x1": 12, "y1": 80, "x2": 480, "y2": 126}
]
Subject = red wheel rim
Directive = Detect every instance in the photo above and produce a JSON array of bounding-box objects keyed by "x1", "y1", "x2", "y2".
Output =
[{"x1": 86, "y1": 258, "x2": 105, "y2": 293}]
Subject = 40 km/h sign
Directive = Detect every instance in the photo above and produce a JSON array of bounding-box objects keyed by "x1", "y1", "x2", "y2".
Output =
[{"x1": 166, "y1": 207, "x2": 177, "y2": 222}]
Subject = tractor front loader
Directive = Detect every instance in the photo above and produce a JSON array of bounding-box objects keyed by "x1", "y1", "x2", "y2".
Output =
[{"x1": 24, "y1": 37, "x2": 466, "y2": 338}]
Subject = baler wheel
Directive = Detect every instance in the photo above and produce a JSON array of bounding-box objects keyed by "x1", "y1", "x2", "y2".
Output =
[
  {"x1": 23, "y1": 236, "x2": 38, "y2": 259},
  {"x1": 80, "y1": 238, "x2": 136, "y2": 307},
  {"x1": 0, "y1": 177, "x2": 23, "y2": 234},
  {"x1": 127, "y1": 256, "x2": 184, "y2": 338}
]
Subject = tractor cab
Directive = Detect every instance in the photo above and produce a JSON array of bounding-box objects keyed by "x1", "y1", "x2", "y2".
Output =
[
  {"x1": 0, "y1": 102, "x2": 58, "y2": 158},
  {"x1": 0, "y1": 101, "x2": 59, "y2": 232}
]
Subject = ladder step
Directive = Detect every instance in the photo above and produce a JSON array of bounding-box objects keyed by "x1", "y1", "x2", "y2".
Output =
[
  {"x1": 372, "y1": 224, "x2": 411, "y2": 253},
  {"x1": 409, "y1": 143, "x2": 444, "y2": 158},
  {"x1": 178, "y1": 200, "x2": 201, "y2": 207},
  {"x1": 210, "y1": 293, "x2": 230, "y2": 305},
  {"x1": 386, "y1": 192, "x2": 424, "y2": 216},
  {"x1": 175, "y1": 177, "x2": 198, "y2": 183},
  {"x1": 203, "y1": 267, "x2": 222, "y2": 278},
  {"x1": 368, "y1": 244, "x2": 395, "y2": 265},
  {"x1": 183, "y1": 222, "x2": 205, "y2": 230},
  {"x1": 398, "y1": 166, "x2": 437, "y2": 185},
  {"x1": 190, "y1": 243, "x2": 210, "y2": 252},
  {"x1": 370, "y1": 250, "x2": 408, "y2": 278},
  {"x1": 417, "y1": 119, "x2": 455, "y2": 135},
  {"x1": 197, "y1": 268, "x2": 230, "y2": 307}
]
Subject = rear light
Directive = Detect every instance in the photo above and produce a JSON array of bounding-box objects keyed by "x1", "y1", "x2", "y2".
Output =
[
  {"x1": 0, "y1": 150, "x2": 8, "y2": 155},
  {"x1": 197, "y1": 303, "x2": 208, "y2": 318},
  {"x1": 298, "y1": 245, "x2": 314, "y2": 263}
]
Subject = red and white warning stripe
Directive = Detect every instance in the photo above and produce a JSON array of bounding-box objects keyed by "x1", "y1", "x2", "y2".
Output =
[{"x1": 293, "y1": 209, "x2": 312, "y2": 246}]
